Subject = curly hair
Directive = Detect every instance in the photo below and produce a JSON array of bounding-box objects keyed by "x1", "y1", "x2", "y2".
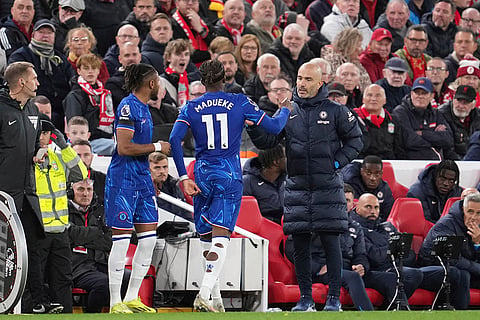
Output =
[
  {"x1": 199, "y1": 60, "x2": 225, "y2": 86},
  {"x1": 333, "y1": 27, "x2": 363, "y2": 58},
  {"x1": 124, "y1": 63, "x2": 158, "y2": 93}
]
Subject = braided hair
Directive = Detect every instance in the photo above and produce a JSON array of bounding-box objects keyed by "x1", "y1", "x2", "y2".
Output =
[
  {"x1": 123, "y1": 63, "x2": 158, "y2": 93},
  {"x1": 199, "y1": 60, "x2": 225, "y2": 87},
  {"x1": 434, "y1": 160, "x2": 460, "y2": 186}
]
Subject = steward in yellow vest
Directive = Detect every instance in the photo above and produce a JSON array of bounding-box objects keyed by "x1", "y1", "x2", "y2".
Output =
[{"x1": 30, "y1": 115, "x2": 87, "y2": 314}]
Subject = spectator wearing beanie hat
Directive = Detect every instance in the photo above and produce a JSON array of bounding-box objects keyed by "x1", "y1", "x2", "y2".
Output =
[
  {"x1": 359, "y1": 28, "x2": 396, "y2": 83},
  {"x1": 447, "y1": 57, "x2": 480, "y2": 107}
]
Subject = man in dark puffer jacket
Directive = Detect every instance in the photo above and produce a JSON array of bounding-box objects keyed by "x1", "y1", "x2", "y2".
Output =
[
  {"x1": 248, "y1": 62, "x2": 363, "y2": 312},
  {"x1": 407, "y1": 160, "x2": 463, "y2": 223},
  {"x1": 419, "y1": 194, "x2": 480, "y2": 308}
]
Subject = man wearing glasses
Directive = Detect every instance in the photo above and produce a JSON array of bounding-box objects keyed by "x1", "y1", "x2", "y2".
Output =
[
  {"x1": 439, "y1": 85, "x2": 480, "y2": 160},
  {"x1": 104, "y1": 24, "x2": 140, "y2": 76},
  {"x1": 258, "y1": 74, "x2": 293, "y2": 116},
  {"x1": 426, "y1": 57, "x2": 452, "y2": 108},
  {"x1": 395, "y1": 25, "x2": 431, "y2": 83},
  {"x1": 392, "y1": 77, "x2": 454, "y2": 160}
]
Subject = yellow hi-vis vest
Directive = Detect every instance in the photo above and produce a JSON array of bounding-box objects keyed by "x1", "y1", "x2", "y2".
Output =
[{"x1": 35, "y1": 146, "x2": 87, "y2": 233}]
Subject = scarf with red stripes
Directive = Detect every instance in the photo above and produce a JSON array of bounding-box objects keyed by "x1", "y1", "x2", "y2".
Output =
[
  {"x1": 172, "y1": 11, "x2": 209, "y2": 51},
  {"x1": 77, "y1": 76, "x2": 114, "y2": 129}
]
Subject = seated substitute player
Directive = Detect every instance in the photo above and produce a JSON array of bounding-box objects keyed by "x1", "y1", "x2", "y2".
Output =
[
  {"x1": 105, "y1": 63, "x2": 171, "y2": 314},
  {"x1": 169, "y1": 60, "x2": 292, "y2": 312}
]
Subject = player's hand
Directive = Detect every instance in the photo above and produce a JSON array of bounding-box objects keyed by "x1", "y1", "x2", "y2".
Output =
[
  {"x1": 158, "y1": 141, "x2": 171, "y2": 155},
  {"x1": 435, "y1": 124, "x2": 447, "y2": 132},
  {"x1": 352, "y1": 264, "x2": 365, "y2": 276},
  {"x1": 182, "y1": 179, "x2": 200, "y2": 196},
  {"x1": 279, "y1": 97, "x2": 293, "y2": 112},
  {"x1": 245, "y1": 120, "x2": 255, "y2": 126}
]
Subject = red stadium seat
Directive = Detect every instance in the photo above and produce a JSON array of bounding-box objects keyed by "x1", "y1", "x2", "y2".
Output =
[
  {"x1": 440, "y1": 197, "x2": 461, "y2": 218},
  {"x1": 387, "y1": 198, "x2": 434, "y2": 255},
  {"x1": 382, "y1": 162, "x2": 409, "y2": 199}
]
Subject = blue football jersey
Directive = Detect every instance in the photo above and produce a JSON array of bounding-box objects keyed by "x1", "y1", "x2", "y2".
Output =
[
  {"x1": 176, "y1": 92, "x2": 266, "y2": 160},
  {"x1": 106, "y1": 93, "x2": 154, "y2": 190}
]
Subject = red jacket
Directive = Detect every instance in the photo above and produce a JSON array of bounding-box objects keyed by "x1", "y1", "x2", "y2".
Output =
[{"x1": 359, "y1": 49, "x2": 389, "y2": 83}]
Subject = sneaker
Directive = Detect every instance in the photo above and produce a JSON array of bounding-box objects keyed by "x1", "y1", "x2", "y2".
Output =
[
  {"x1": 33, "y1": 302, "x2": 64, "y2": 314},
  {"x1": 110, "y1": 302, "x2": 133, "y2": 314},
  {"x1": 323, "y1": 295, "x2": 342, "y2": 311},
  {"x1": 124, "y1": 298, "x2": 156, "y2": 313},
  {"x1": 291, "y1": 296, "x2": 316, "y2": 312},
  {"x1": 212, "y1": 298, "x2": 225, "y2": 312},
  {"x1": 194, "y1": 294, "x2": 218, "y2": 312}
]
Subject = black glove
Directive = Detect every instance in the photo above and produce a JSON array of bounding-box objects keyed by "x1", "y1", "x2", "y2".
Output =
[{"x1": 51, "y1": 129, "x2": 68, "y2": 149}]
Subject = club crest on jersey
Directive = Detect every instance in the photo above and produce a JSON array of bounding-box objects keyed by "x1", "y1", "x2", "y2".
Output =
[
  {"x1": 347, "y1": 111, "x2": 355, "y2": 122},
  {"x1": 120, "y1": 105, "x2": 130, "y2": 117}
]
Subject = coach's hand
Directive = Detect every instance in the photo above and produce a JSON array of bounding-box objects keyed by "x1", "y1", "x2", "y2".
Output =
[{"x1": 182, "y1": 179, "x2": 200, "y2": 196}]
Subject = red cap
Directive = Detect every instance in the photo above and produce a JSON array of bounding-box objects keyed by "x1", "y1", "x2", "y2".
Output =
[{"x1": 371, "y1": 28, "x2": 393, "y2": 42}]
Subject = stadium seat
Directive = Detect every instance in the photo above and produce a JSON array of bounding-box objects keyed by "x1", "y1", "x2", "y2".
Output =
[
  {"x1": 382, "y1": 162, "x2": 409, "y2": 199},
  {"x1": 387, "y1": 198, "x2": 434, "y2": 255},
  {"x1": 440, "y1": 197, "x2": 461, "y2": 218},
  {"x1": 125, "y1": 244, "x2": 156, "y2": 307}
]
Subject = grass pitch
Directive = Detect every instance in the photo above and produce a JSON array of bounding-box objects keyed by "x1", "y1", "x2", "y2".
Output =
[{"x1": 3, "y1": 311, "x2": 478, "y2": 320}]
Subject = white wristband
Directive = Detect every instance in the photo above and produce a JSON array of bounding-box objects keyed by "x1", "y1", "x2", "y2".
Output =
[
  {"x1": 153, "y1": 142, "x2": 162, "y2": 152},
  {"x1": 179, "y1": 175, "x2": 189, "y2": 181}
]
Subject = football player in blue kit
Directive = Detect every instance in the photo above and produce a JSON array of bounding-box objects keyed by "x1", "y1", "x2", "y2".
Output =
[
  {"x1": 105, "y1": 63, "x2": 171, "y2": 314},
  {"x1": 169, "y1": 60, "x2": 292, "y2": 312}
]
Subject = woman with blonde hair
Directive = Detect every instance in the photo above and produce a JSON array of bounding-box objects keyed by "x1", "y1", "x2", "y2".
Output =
[
  {"x1": 235, "y1": 34, "x2": 261, "y2": 84},
  {"x1": 321, "y1": 27, "x2": 371, "y2": 92},
  {"x1": 66, "y1": 27, "x2": 110, "y2": 85}
]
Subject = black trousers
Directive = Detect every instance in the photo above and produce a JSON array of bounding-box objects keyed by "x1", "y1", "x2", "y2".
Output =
[
  {"x1": 74, "y1": 266, "x2": 131, "y2": 313},
  {"x1": 292, "y1": 232, "x2": 342, "y2": 299},
  {"x1": 28, "y1": 231, "x2": 72, "y2": 312}
]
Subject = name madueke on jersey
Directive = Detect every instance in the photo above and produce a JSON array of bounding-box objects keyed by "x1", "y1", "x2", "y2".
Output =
[{"x1": 194, "y1": 98, "x2": 234, "y2": 112}]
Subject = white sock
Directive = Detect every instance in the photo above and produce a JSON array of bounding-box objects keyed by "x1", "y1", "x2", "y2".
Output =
[
  {"x1": 108, "y1": 234, "x2": 131, "y2": 307},
  {"x1": 200, "y1": 240, "x2": 222, "y2": 299},
  {"x1": 124, "y1": 231, "x2": 157, "y2": 302},
  {"x1": 199, "y1": 237, "x2": 229, "y2": 300}
]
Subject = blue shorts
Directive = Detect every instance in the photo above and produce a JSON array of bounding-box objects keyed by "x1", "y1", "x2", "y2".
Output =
[
  {"x1": 105, "y1": 185, "x2": 158, "y2": 230},
  {"x1": 193, "y1": 172, "x2": 243, "y2": 235}
]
